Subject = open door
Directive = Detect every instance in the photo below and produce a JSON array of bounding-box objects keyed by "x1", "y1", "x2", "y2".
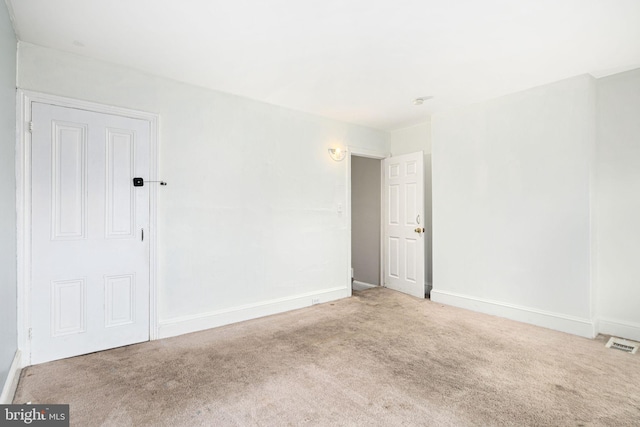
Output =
[{"x1": 383, "y1": 152, "x2": 425, "y2": 298}]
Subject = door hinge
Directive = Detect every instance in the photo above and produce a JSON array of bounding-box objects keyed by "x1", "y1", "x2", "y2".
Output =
[
  {"x1": 28, "y1": 121, "x2": 33, "y2": 133},
  {"x1": 28, "y1": 328, "x2": 32, "y2": 340}
]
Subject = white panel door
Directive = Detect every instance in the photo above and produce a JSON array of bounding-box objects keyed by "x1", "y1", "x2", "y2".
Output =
[
  {"x1": 383, "y1": 152, "x2": 425, "y2": 298},
  {"x1": 30, "y1": 102, "x2": 150, "y2": 364}
]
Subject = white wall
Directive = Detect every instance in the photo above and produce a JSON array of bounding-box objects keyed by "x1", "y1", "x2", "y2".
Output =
[
  {"x1": 390, "y1": 121, "x2": 431, "y2": 155},
  {"x1": 351, "y1": 156, "x2": 381, "y2": 286},
  {"x1": 431, "y1": 75, "x2": 597, "y2": 337},
  {"x1": 18, "y1": 43, "x2": 389, "y2": 337},
  {"x1": 595, "y1": 69, "x2": 640, "y2": 341},
  {"x1": 0, "y1": 0, "x2": 17, "y2": 394},
  {"x1": 390, "y1": 121, "x2": 433, "y2": 287}
]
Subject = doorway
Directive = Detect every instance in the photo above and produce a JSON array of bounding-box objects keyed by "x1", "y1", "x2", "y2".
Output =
[
  {"x1": 350, "y1": 155, "x2": 382, "y2": 291},
  {"x1": 17, "y1": 91, "x2": 159, "y2": 366},
  {"x1": 348, "y1": 148, "x2": 427, "y2": 299}
]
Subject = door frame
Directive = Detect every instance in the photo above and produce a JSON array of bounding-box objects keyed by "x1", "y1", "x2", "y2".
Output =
[
  {"x1": 15, "y1": 89, "x2": 160, "y2": 366},
  {"x1": 346, "y1": 146, "x2": 388, "y2": 293}
]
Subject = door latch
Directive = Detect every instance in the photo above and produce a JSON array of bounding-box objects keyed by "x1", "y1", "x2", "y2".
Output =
[{"x1": 133, "y1": 177, "x2": 167, "y2": 187}]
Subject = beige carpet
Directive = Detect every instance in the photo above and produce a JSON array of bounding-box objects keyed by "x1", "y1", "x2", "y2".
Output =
[{"x1": 14, "y1": 288, "x2": 640, "y2": 426}]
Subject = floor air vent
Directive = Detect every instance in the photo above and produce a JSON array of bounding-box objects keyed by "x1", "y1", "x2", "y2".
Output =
[{"x1": 605, "y1": 337, "x2": 639, "y2": 354}]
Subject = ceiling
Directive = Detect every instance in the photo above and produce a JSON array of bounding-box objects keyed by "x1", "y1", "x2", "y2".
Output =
[{"x1": 7, "y1": 0, "x2": 640, "y2": 130}]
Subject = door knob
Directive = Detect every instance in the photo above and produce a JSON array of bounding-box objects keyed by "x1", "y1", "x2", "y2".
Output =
[{"x1": 414, "y1": 227, "x2": 425, "y2": 234}]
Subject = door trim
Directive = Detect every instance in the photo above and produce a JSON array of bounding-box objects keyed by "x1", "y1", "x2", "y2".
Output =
[
  {"x1": 346, "y1": 146, "x2": 388, "y2": 293},
  {"x1": 16, "y1": 89, "x2": 160, "y2": 366}
]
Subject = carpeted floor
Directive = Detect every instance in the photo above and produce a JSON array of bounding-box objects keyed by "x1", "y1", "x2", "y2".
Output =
[{"x1": 14, "y1": 288, "x2": 640, "y2": 426}]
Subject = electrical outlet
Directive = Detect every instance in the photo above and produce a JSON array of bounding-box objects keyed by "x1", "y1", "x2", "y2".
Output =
[{"x1": 311, "y1": 298, "x2": 320, "y2": 305}]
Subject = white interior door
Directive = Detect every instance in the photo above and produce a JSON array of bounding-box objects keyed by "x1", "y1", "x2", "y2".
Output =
[
  {"x1": 30, "y1": 102, "x2": 150, "y2": 364},
  {"x1": 383, "y1": 152, "x2": 425, "y2": 298}
]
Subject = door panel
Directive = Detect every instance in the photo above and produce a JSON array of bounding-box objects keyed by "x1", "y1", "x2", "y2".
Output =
[
  {"x1": 106, "y1": 129, "x2": 136, "y2": 238},
  {"x1": 105, "y1": 274, "x2": 136, "y2": 327},
  {"x1": 383, "y1": 152, "x2": 425, "y2": 298},
  {"x1": 389, "y1": 237, "x2": 400, "y2": 278},
  {"x1": 31, "y1": 102, "x2": 150, "y2": 364},
  {"x1": 51, "y1": 122, "x2": 87, "y2": 240},
  {"x1": 51, "y1": 278, "x2": 85, "y2": 336}
]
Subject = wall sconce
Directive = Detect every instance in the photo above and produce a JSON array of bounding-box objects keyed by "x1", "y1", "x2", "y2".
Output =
[{"x1": 328, "y1": 147, "x2": 346, "y2": 162}]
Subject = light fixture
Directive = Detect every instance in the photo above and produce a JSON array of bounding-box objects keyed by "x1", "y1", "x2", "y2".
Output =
[
  {"x1": 413, "y1": 96, "x2": 434, "y2": 105},
  {"x1": 328, "y1": 147, "x2": 346, "y2": 162}
]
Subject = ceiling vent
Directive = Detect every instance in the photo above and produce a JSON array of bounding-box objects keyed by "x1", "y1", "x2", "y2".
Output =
[{"x1": 605, "y1": 337, "x2": 639, "y2": 354}]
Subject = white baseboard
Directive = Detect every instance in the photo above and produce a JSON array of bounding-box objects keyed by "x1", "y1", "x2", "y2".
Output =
[
  {"x1": 352, "y1": 281, "x2": 377, "y2": 291},
  {"x1": 158, "y1": 287, "x2": 351, "y2": 339},
  {"x1": 1, "y1": 350, "x2": 22, "y2": 404},
  {"x1": 430, "y1": 290, "x2": 596, "y2": 338},
  {"x1": 598, "y1": 317, "x2": 640, "y2": 342}
]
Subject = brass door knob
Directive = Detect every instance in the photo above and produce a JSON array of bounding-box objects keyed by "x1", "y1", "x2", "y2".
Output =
[{"x1": 414, "y1": 227, "x2": 425, "y2": 234}]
